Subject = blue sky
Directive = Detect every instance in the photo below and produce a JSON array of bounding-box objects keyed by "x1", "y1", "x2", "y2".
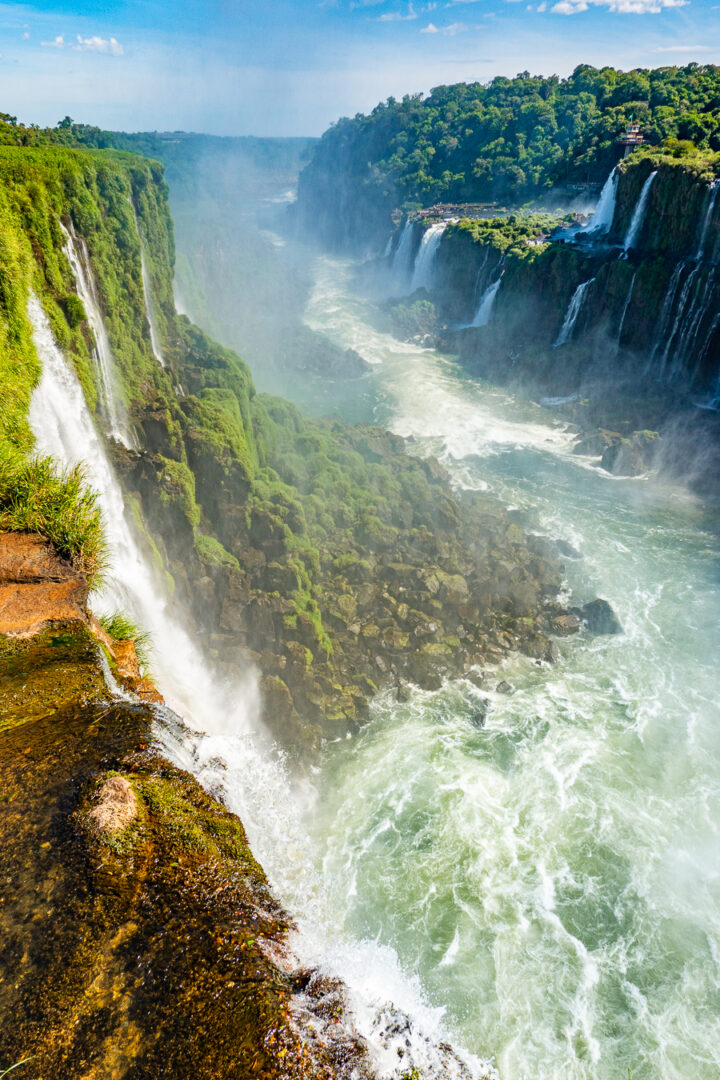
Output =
[{"x1": 0, "y1": 0, "x2": 718, "y2": 135}]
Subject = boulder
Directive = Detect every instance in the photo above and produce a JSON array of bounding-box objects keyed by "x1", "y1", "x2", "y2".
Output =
[{"x1": 578, "y1": 598, "x2": 622, "y2": 635}]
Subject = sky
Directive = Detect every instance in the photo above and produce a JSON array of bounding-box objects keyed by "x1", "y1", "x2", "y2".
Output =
[{"x1": 0, "y1": 0, "x2": 718, "y2": 136}]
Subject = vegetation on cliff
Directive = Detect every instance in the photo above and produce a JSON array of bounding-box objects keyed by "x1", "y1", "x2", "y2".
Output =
[{"x1": 295, "y1": 63, "x2": 720, "y2": 247}]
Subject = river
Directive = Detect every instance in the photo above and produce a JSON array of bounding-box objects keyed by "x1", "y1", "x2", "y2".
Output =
[
  {"x1": 299, "y1": 254, "x2": 720, "y2": 1080},
  {"x1": 29, "y1": 211, "x2": 720, "y2": 1079}
]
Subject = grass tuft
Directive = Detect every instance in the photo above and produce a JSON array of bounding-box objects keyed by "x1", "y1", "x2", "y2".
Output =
[
  {"x1": 98, "y1": 610, "x2": 152, "y2": 671},
  {"x1": 0, "y1": 451, "x2": 107, "y2": 586}
]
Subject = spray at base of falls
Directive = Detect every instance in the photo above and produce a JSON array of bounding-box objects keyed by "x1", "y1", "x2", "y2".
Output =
[
  {"x1": 581, "y1": 167, "x2": 618, "y2": 235},
  {"x1": 26, "y1": 291, "x2": 494, "y2": 1080},
  {"x1": 472, "y1": 274, "x2": 503, "y2": 327},
  {"x1": 554, "y1": 279, "x2": 595, "y2": 348},
  {"x1": 61, "y1": 223, "x2": 135, "y2": 449},
  {"x1": 411, "y1": 222, "x2": 446, "y2": 293},
  {"x1": 623, "y1": 171, "x2": 657, "y2": 252}
]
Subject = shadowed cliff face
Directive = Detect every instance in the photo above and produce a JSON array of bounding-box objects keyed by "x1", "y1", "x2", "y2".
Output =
[{"x1": 0, "y1": 534, "x2": 378, "y2": 1079}]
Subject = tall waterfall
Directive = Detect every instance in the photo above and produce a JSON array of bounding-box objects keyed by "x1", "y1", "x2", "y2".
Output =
[
  {"x1": 695, "y1": 181, "x2": 719, "y2": 261},
  {"x1": 581, "y1": 167, "x2": 618, "y2": 235},
  {"x1": 410, "y1": 222, "x2": 446, "y2": 292},
  {"x1": 26, "y1": 291, "x2": 490, "y2": 1080},
  {"x1": 62, "y1": 223, "x2": 135, "y2": 448},
  {"x1": 623, "y1": 171, "x2": 657, "y2": 252},
  {"x1": 472, "y1": 274, "x2": 503, "y2": 327},
  {"x1": 139, "y1": 237, "x2": 166, "y2": 367},
  {"x1": 391, "y1": 219, "x2": 416, "y2": 290},
  {"x1": 554, "y1": 278, "x2": 595, "y2": 347}
]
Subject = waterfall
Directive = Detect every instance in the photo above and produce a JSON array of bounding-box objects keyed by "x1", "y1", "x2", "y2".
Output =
[
  {"x1": 62, "y1": 223, "x2": 135, "y2": 448},
  {"x1": 695, "y1": 181, "x2": 719, "y2": 261},
  {"x1": 616, "y1": 270, "x2": 637, "y2": 349},
  {"x1": 581, "y1": 167, "x2": 618, "y2": 235},
  {"x1": 650, "y1": 260, "x2": 686, "y2": 373},
  {"x1": 410, "y1": 222, "x2": 446, "y2": 292},
  {"x1": 553, "y1": 278, "x2": 595, "y2": 347},
  {"x1": 391, "y1": 219, "x2": 416, "y2": 289},
  {"x1": 26, "y1": 291, "x2": 490, "y2": 1080},
  {"x1": 623, "y1": 171, "x2": 657, "y2": 252},
  {"x1": 382, "y1": 233, "x2": 394, "y2": 259},
  {"x1": 472, "y1": 273, "x2": 503, "y2": 327},
  {"x1": 139, "y1": 238, "x2": 166, "y2": 368},
  {"x1": 656, "y1": 264, "x2": 700, "y2": 380}
]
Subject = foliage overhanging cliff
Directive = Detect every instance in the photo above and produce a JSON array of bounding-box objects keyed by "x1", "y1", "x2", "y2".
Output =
[{"x1": 294, "y1": 63, "x2": 720, "y2": 250}]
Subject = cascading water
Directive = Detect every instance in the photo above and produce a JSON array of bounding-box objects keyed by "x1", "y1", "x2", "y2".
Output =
[
  {"x1": 554, "y1": 278, "x2": 595, "y2": 347},
  {"x1": 472, "y1": 273, "x2": 503, "y2": 328},
  {"x1": 62, "y1": 223, "x2": 135, "y2": 448},
  {"x1": 304, "y1": 253, "x2": 720, "y2": 1080},
  {"x1": 26, "y1": 290, "x2": 494, "y2": 1080},
  {"x1": 140, "y1": 244, "x2": 166, "y2": 367},
  {"x1": 580, "y1": 167, "x2": 618, "y2": 235},
  {"x1": 623, "y1": 171, "x2": 657, "y2": 252},
  {"x1": 411, "y1": 222, "x2": 446, "y2": 292},
  {"x1": 616, "y1": 270, "x2": 637, "y2": 349},
  {"x1": 391, "y1": 219, "x2": 417, "y2": 291},
  {"x1": 695, "y1": 181, "x2": 719, "y2": 261}
]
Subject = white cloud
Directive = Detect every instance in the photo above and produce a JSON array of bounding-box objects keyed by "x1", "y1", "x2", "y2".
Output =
[
  {"x1": 379, "y1": 3, "x2": 418, "y2": 19},
  {"x1": 421, "y1": 18, "x2": 471, "y2": 30},
  {"x1": 22, "y1": 32, "x2": 29, "y2": 40},
  {"x1": 40, "y1": 33, "x2": 124, "y2": 54},
  {"x1": 654, "y1": 43, "x2": 712, "y2": 50},
  {"x1": 552, "y1": 0, "x2": 686, "y2": 11},
  {"x1": 73, "y1": 35, "x2": 124, "y2": 55}
]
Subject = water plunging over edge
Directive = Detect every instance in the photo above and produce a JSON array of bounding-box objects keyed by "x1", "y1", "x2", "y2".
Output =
[
  {"x1": 61, "y1": 222, "x2": 136, "y2": 448},
  {"x1": 411, "y1": 222, "x2": 447, "y2": 293},
  {"x1": 623, "y1": 172, "x2": 657, "y2": 252},
  {"x1": 554, "y1": 279, "x2": 595, "y2": 347},
  {"x1": 472, "y1": 274, "x2": 503, "y2": 327}
]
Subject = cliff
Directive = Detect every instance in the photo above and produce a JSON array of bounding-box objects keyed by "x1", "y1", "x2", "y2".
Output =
[{"x1": 0, "y1": 532, "x2": 378, "y2": 1079}]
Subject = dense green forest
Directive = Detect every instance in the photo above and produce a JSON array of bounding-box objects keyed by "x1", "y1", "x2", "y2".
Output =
[{"x1": 295, "y1": 64, "x2": 720, "y2": 247}]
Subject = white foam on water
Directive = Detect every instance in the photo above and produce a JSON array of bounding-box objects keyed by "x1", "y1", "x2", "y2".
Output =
[{"x1": 300, "y1": 252, "x2": 720, "y2": 1080}]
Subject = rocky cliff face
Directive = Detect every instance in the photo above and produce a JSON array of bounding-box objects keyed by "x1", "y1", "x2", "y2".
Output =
[{"x1": 0, "y1": 531, "x2": 387, "y2": 1080}]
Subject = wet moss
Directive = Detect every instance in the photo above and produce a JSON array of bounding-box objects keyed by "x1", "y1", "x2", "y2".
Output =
[{"x1": 0, "y1": 627, "x2": 365, "y2": 1079}]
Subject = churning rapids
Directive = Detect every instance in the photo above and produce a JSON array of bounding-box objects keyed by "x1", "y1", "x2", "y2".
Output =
[
  {"x1": 26, "y1": 220, "x2": 720, "y2": 1079},
  {"x1": 303, "y1": 256, "x2": 720, "y2": 1080}
]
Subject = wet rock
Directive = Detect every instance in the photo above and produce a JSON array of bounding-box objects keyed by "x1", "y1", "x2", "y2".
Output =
[
  {"x1": 395, "y1": 679, "x2": 412, "y2": 703},
  {"x1": 551, "y1": 613, "x2": 581, "y2": 636},
  {"x1": 495, "y1": 680, "x2": 514, "y2": 694},
  {"x1": 0, "y1": 533, "x2": 89, "y2": 637},
  {"x1": 553, "y1": 538, "x2": 582, "y2": 560},
  {"x1": 578, "y1": 598, "x2": 622, "y2": 635}
]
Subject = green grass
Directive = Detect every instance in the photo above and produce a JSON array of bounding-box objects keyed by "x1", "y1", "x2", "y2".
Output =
[
  {"x1": 0, "y1": 1061, "x2": 32, "y2": 1078},
  {"x1": 98, "y1": 610, "x2": 151, "y2": 671},
  {"x1": 0, "y1": 453, "x2": 107, "y2": 586}
]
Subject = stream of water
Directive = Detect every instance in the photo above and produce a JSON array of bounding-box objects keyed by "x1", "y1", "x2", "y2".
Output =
[{"x1": 302, "y1": 255, "x2": 720, "y2": 1080}]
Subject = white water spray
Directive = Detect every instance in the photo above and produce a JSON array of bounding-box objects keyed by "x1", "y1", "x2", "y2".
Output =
[
  {"x1": 26, "y1": 291, "x2": 493, "y2": 1080},
  {"x1": 411, "y1": 222, "x2": 446, "y2": 292},
  {"x1": 62, "y1": 223, "x2": 135, "y2": 448},
  {"x1": 581, "y1": 167, "x2": 618, "y2": 235},
  {"x1": 554, "y1": 278, "x2": 595, "y2": 347},
  {"x1": 472, "y1": 274, "x2": 503, "y2": 327},
  {"x1": 623, "y1": 171, "x2": 657, "y2": 252}
]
